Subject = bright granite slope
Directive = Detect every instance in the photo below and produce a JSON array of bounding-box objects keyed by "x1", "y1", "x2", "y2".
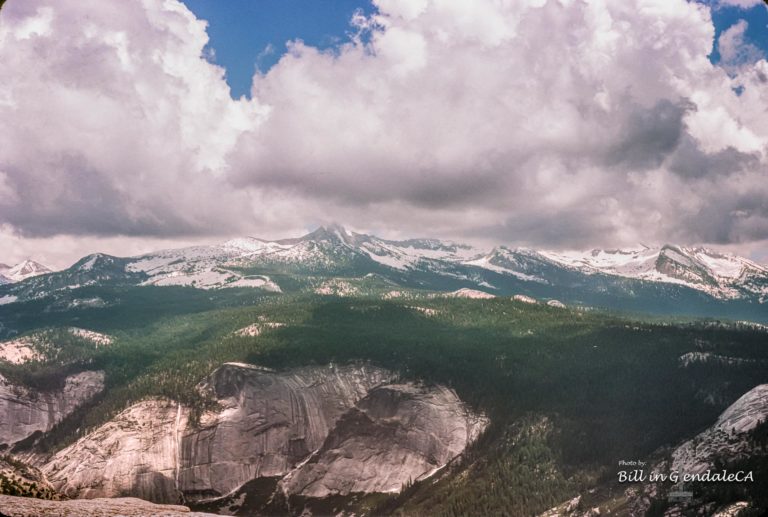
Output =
[
  {"x1": 42, "y1": 400, "x2": 190, "y2": 502},
  {"x1": 539, "y1": 384, "x2": 768, "y2": 516},
  {"x1": 671, "y1": 384, "x2": 768, "y2": 475},
  {"x1": 39, "y1": 363, "x2": 487, "y2": 507},
  {"x1": 281, "y1": 383, "x2": 489, "y2": 497},
  {"x1": 179, "y1": 363, "x2": 394, "y2": 502}
]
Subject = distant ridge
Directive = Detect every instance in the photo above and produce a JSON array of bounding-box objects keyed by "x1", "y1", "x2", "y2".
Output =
[{"x1": 1, "y1": 226, "x2": 766, "y2": 322}]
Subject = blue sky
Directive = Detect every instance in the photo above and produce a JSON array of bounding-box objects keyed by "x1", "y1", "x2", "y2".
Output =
[
  {"x1": 182, "y1": 0, "x2": 376, "y2": 98},
  {"x1": 705, "y1": 1, "x2": 768, "y2": 63},
  {"x1": 182, "y1": 0, "x2": 768, "y2": 98}
]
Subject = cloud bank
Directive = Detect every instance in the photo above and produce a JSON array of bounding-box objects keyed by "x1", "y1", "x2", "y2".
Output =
[{"x1": 1, "y1": 0, "x2": 768, "y2": 263}]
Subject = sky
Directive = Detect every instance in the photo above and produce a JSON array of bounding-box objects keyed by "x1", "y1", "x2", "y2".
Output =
[
  {"x1": 2, "y1": 0, "x2": 768, "y2": 269},
  {"x1": 181, "y1": 0, "x2": 377, "y2": 99}
]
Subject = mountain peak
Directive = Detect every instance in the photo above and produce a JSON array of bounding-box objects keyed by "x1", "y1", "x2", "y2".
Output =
[
  {"x1": 72, "y1": 253, "x2": 124, "y2": 272},
  {"x1": 6, "y1": 259, "x2": 51, "y2": 281},
  {"x1": 311, "y1": 224, "x2": 350, "y2": 238},
  {"x1": 300, "y1": 224, "x2": 356, "y2": 246}
]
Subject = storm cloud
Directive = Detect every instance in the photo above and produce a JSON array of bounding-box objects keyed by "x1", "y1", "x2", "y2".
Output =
[{"x1": 1, "y1": 0, "x2": 768, "y2": 263}]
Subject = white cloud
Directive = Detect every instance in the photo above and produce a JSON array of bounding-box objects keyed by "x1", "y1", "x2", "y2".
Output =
[
  {"x1": 717, "y1": 0, "x2": 764, "y2": 8},
  {"x1": 0, "y1": 0, "x2": 268, "y2": 239},
  {"x1": 2, "y1": 0, "x2": 768, "y2": 263},
  {"x1": 717, "y1": 19, "x2": 764, "y2": 70},
  {"x1": 231, "y1": 0, "x2": 768, "y2": 247}
]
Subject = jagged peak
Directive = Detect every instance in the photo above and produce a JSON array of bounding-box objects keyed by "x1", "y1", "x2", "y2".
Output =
[
  {"x1": 306, "y1": 224, "x2": 353, "y2": 242},
  {"x1": 6, "y1": 259, "x2": 52, "y2": 281},
  {"x1": 9, "y1": 259, "x2": 50, "y2": 272},
  {"x1": 272, "y1": 224, "x2": 358, "y2": 247}
]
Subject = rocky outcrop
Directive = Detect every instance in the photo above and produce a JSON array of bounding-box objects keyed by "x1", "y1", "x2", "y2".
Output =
[
  {"x1": 281, "y1": 383, "x2": 489, "y2": 497},
  {"x1": 39, "y1": 363, "x2": 488, "y2": 507},
  {"x1": 0, "y1": 338, "x2": 40, "y2": 364},
  {"x1": 672, "y1": 384, "x2": 768, "y2": 475},
  {"x1": 0, "y1": 454, "x2": 58, "y2": 499},
  {"x1": 179, "y1": 363, "x2": 392, "y2": 501},
  {"x1": 618, "y1": 384, "x2": 768, "y2": 516},
  {"x1": 0, "y1": 370, "x2": 105, "y2": 448},
  {"x1": 0, "y1": 494, "x2": 217, "y2": 516},
  {"x1": 43, "y1": 400, "x2": 189, "y2": 502}
]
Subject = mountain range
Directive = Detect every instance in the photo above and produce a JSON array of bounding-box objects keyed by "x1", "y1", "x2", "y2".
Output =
[{"x1": 1, "y1": 225, "x2": 767, "y2": 322}]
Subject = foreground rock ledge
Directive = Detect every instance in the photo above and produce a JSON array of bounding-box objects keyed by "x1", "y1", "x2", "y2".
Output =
[{"x1": 0, "y1": 495, "x2": 217, "y2": 517}]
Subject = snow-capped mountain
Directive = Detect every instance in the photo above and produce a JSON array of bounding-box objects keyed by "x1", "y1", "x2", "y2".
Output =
[
  {"x1": 1, "y1": 226, "x2": 767, "y2": 322},
  {"x1": 126, "y1": 224, "x2": 479, "y2": 290},
  {"x1": 540, "y1": 245, "x2": 768, "y2": 301},
  {"x1": 1, "y1": 260, "x2": 52, "y2": 283}
]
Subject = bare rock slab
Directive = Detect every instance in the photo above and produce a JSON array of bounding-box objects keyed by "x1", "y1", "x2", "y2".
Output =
[{"x1": 0, "y1": 495, "x2": 216, "y2": 516}]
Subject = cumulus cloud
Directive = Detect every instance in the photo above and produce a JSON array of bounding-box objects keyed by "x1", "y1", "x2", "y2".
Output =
[
  {"x1": 2, "y1": 0, "x2": 768, "y2": 261},
  {"x1": 0, "y1": 0, "x2": 267, "y2": 239},
  {"x1": 230, "y1": 0, "x2": 768, "y2": 247}
]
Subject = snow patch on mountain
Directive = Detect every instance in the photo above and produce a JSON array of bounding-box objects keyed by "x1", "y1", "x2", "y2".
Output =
[
  {"x1": 541, "y1": 245, "x2": 768, "y2": 300},
  {"x1": 3, "y1": 260, "x2": 52, "y2": 282},
  {"x1": 5, "y1": 227, "x2": 767, "y2": 305},
  {"x1": 77, "y1": 254, "x2": 102, "y2": 272},
  {"x1": 463, "y1": 252, "x2": 546, "y2": 283},
  {"x1": 0, "y1": 295, "x2": 17, "y2": 305},
  {"x1": 128, "y1": 245, "x2": 281, "y2": 291},
  {"x1": 361, "y1": 237, "x2": 480, "y2": 271}
]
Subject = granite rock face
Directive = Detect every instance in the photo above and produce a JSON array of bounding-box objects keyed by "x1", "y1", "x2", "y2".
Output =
[
  {"x1": 38, "y1": 363, "x2": 488, "y2": 507},
  {"x1": 179, "y1": 363, "x2": 393, "y2": 501},
  {"x1": 43, "y1": 400, "x2": 189, "y2": 503},
  {"x1": 281, "y1": 383, "x2": 489, "y2": 497},
  {"x1": 672, "y1": 383, "x2": 768, "y2": 475},
  {"x1": 0, "y1": 494, "x2": 217, "y2": 517},
  {"x1": 0, "y1": 370, "x2": 105, "y2": 448}
]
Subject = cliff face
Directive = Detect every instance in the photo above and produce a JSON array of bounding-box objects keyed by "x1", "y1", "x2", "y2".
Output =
[
  {"x1": 39, "y1": 363, "x2": 488, "y2": 508},
  {"x1": 43, "y1": 400, "x2": 189, "y2": 503},
  {"x1": 281, "y1": 383, "x2": 489, "y2": 497},
  {"x1": 0, "y1": 370, "x2": 105, "y2": 448},
  {"x1": 179, "y1": 363, "x2": 393, "y2": 501},
  {"x1": 672, "y1": 383, "x2": 768, "y2": 475}
]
